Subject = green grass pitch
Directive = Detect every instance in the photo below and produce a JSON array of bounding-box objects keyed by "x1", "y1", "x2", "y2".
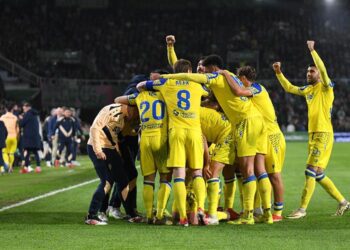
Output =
[{"x1": 0, "y1": 142, "x2": 349, "y2": 249}]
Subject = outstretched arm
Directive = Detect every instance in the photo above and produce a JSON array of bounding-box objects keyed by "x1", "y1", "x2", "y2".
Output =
[
  {"x1": 161, "y1": 73, "x2": 210, "y2": 85},
  {"x1": 307, "y1": 41, "x2": 332, "y2": 88},
  {"x1": 166, "y1": 35, "x2": 178, "y2": 67},
  {"x1": 272, "y1": 62, "x2": 304, "y2": 96},
  {"x1": 218, "y1": 70, "x2": 253, "y2": 97}
]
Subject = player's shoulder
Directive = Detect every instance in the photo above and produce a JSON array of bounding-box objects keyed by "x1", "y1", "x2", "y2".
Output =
[{"x1": 251, "y1": 82, "x2": 266, "y2": 95}]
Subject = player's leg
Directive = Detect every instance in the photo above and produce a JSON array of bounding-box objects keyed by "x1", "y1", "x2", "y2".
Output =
[
  {"x1": 207, "y1": 160, "x2": 225, "y2": 225},
  {"x1": 266, "y1": 132, "x2": 285, "y2": 221},
  {"x1": 85, "y1": 145, "x2": 109, "y2": 225},
  {"x1": 255, "y1": 154, "x2": 273, "y2": 224},
  {"x1": 230, "y1": 155, "x2": 256, "y2": 225},
  {"x1": 65, "y1": 139, "x2": 73, "y2": 166},
  {"x1": 143, "y1": 173, "x2": 156, "y2": 223},
  {"x1": 155, "y1": 172, "x2": 173, "y2": 225},
  {"x1": 155, "y1": 136, "x2": 172, "y2": 224},
  {"x1": 187, "y1": 130, "x2": 206, "y2": 225},
  {"x1": 168, "y1": 128, "x2": 188, "y2": 226}
]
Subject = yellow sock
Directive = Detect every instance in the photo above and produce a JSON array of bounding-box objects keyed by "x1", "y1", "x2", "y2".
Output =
[
  {"x1": 242, "y1": 176, "x2": 257, "y2": 212},
  {"x1": 224, "y1": 178, "x2": 236, "y2": 209},
  {"x1": 174, "y1": 178, "x2": 187, "y2": 219},
  {"x1": 236, "y1": 173, "x2": 243, "y2": 211},
  {"x1": 273, "y1": 202, "x2": 284, "y2": 216},
  {"x1": 300, "y1": 167, "x2": 316, "y2": 209},
  {"x1": 207, "y1": 178, "x2": 220, "y2": 216},
  {"x1": 156, "y1": 181, "x2": 172, "y2": 219},
  {"x1": 217, "y1": 211, "x2": 228, "y2": 220},
  {"x1": 317, "y1": 174, "x2": 345, "y2": 203},
  {"x1": 192, "y1": 176, "x2": 206, "y2": 210},
  {"x1": 143, "y1": 181, "x2": 154, "y2": 219},
  {"x1": 254, "y1": 183, "x2": 261, "y2": 210},
  {"x1": 257, "y1": 173, "x2": 272, "y2": 209}
]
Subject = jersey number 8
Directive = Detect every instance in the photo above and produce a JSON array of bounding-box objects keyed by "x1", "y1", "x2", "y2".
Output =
[{"x1": 177, "y1": 90, "x2": 191, "y2": 110}]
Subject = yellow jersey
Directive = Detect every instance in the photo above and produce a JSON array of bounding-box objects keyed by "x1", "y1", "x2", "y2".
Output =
[
  {"x1": 145, "y1": 78, "x2": 209, "y2": 131},
  {"x1": 276, "y1": 50, "x2": 333, "y2": 133},
  {"x1": 127, "y1": 91, "x2": 167, "y2": 136},
  {"x1": 161, "y1": 72, "x2": 261, "y2": 125},
  {"x1": 200, "y1": 107, "x2": 231, "y2": 143},
  {"x1": 249, "y1": 83, "x2": 281, "y2": 134}
]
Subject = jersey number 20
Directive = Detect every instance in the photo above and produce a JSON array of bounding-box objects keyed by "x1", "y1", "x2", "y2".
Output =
[{"x1": 140, "y1": 100, "x2": 165, "y2": 122}]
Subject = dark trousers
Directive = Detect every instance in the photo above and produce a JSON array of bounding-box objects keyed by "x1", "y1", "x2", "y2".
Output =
[
  {"x1": 57, "y1": 138, "x2": 73, "y2": 163},
  {"x1": 23, "y1": 148, "x2": 40, "y2": 167},
  {"x1": 0, "y1": 147, "x2": 4, "y2": 167},
  {"x1": 87, "y1": 145, "x2": 135, "y2": 216}
]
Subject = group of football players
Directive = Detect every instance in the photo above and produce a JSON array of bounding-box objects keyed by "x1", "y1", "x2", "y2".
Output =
[{"x1": 85, "y1": 36, "x2": 350, "y2": 226}]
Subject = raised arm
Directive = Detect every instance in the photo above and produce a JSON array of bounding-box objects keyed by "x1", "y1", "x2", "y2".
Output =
[
  {"x1": 307, "y1": 41, "x2": 332, "y2": 88},
  {"x1": 272, "y1": 62, "x2": 304, "y2": 96},
  {"x1": 166, "y1": 35, "x2": 178, "y2": 67},
  {"x1": 218, "y1": 70, "x2": 253, "y2": 97}
]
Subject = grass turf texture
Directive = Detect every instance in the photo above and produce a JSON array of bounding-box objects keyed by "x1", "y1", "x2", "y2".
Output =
[{"x1": 0, "y1": 142, "x2": 349, "y2": 249}]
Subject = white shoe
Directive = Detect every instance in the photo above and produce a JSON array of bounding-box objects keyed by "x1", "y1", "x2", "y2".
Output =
[
  {"x1": 333, "y1": 201, "x2": 350, "y2": 216},
  {"x1": 27, "y1": 166, "x2": 34, "y2": 173},
  {"x1": 46, "y1": 161, "x2": 52, "y2": 167},
  {"x1": 72, "y1": 161, "x2": 81, "y2": 166},
  {"x1": 108, "y1": 208, "x2": 124, "y2": 219},
  {"x1": 85, "y1": 215, "x2": 107, "y2": 225},
  {"x1": 207, "y1": 215, "x2": 219, "y2": 225},
  {"x1": 286, "y1": 208, "x2": 306, "y2": 219},
  {"x1": 98, "y1": 212, "x2": 108, "y2": 222}
]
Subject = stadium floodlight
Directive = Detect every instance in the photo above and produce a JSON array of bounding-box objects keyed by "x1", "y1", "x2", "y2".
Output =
[{"x1": 325, "y1": 0, "x2": 335, "y2": 4}]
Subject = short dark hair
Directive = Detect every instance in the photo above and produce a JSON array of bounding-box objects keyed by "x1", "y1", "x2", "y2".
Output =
[
  {"x1": 151, "y1": 69, "x2": 169, "y2": 75},
  {"x1": 174, "y1": 59, "x2": 192, "y2": 73},
  {"x1": 307, "y1": 63, "x2": 316, "y2": 68},
  {"x1": 5, "y1": 101, "x2": 15, "y2": 111},
  {"x1": 237, "y1": 66, "x2": 257, "y2": 81},
  {"x1": 202, "y1": 54, "x2": 224, "y2": 69},
  {"x1": 22, "y1": 102, "x2": 31, "y2": 107}
]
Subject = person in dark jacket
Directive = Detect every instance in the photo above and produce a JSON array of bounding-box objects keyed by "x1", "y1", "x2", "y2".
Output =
[
  {"x1": 54, "y1": 107, "x2": 76, "y2": 167},
  {"x1": 0, "y1": 120, "x2": 8, "y2": 174},
  {"x1": 19, "y1": 102, "x2": 42, "y2": 173}
]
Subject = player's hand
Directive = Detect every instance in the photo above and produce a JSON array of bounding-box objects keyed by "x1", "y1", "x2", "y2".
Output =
[
  {"x1": 217, "y1": 69, "x2": 229, "y2": 75},
  {"x1": 166, "y1": 35, "x2": 175, "y2": 46},
  {"x1": 307, "y1": 40, "x2": 315, "y2": 51},
  {"x1": 136, "y1": 81, "x2": 147, "y2": 91},
  {"x1": 203, "y1": 165, "x2": 212, "y2": 179},
  {"x1": 96, "y1": 151, "x2": 106, "y2": 160},
  {"x1": 272, "y1": 62, "x2": 282, "y2": 74}
]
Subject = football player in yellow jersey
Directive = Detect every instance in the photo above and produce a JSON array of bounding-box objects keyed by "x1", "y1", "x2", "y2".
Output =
[
  {"x1": 137, "y1": 59, "x2": 209, "y2": 226},
  {"x1": 115, "y1": 91, "x2": 172, "y2": 225},
  {"x1": 200, "y1": 106, "x2": 240, "y2": 225},
  {"x1": 162, "y1": 55, "x2": 272, "y2": 225},
  {"x1": 166, "y1": 35, "x2": 239, "y2": 219},
  {"x1": 273, "y1": 40, "x2": 350, "y2": 219},
  {"x1": 231, "y1": 66, "x2": 286, "y2": 222}
]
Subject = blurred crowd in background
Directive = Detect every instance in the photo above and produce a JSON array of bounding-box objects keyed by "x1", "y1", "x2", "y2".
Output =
[{"x1": 0, "y1": 1, "x2": 350, "y2": 135}]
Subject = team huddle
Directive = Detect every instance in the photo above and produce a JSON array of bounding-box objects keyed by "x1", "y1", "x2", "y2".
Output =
[{"x1": 85, "y1": 37, "x2": 350, "y2": 226}]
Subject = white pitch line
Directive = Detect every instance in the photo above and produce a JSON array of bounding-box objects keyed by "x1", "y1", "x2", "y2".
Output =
[{"x1": 0, "y1": 178, "x2": 99, "y2": 212}]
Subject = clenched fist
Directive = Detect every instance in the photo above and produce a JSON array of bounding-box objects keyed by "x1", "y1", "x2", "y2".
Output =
[{"x1": 166, "y1": 35, "x2": 176, "y2": 46}]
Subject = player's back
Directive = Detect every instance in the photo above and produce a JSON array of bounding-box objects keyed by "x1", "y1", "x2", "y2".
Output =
[
  {"x1": 205, "y1": 72, "x2": 261, "y2": 125},
  {"x1": 0, "y1": 112, "x2": 18, "y2": 138},
  {"x1": 153, "y1": 78, "x2": 208, "y2": 131},
  {"x1": 200, "y1": 107, "x2": 231, "y2": 143},
  {"x1": 130, "y1": 91, "x2": 167, "y2": 136},
  {"x1": 250, "y1": 83, "x2": 280, "y2": 133}
]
